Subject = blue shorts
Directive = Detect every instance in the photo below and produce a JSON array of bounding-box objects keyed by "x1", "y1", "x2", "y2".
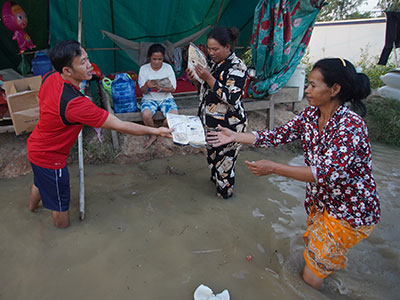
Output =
[
  {"x1": 31, "y1": 163, "x2": 70, "y2": 212},
  {"x1": 140, "y1": 98, "x2": 178, "y2": 116}
]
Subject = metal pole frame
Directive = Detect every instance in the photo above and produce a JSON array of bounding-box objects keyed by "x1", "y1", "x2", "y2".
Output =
[{"x1": 78, "y1": 0, "x2": 85, "y2": 221}]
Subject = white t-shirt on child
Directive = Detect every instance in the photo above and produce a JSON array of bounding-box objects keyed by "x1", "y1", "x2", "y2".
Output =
[{"x1": 138, "y1": 62, "x2": 177, "y2": 102}]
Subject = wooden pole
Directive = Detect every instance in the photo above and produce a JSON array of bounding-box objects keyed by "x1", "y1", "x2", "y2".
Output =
[
  {"x1": 99, "y1": 86, "x2": 120, "y2": 151},
  {"x1": 214, "y1": 0, "x2": 225, "y2": 27},
  {"x1": 78, "y1": 0, "x2": 85, "y2": 221}
]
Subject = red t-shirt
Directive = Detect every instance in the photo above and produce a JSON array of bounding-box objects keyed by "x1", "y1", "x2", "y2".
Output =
[{"x1": 27, "y1": 71, "x2": 109, "y2": 169}]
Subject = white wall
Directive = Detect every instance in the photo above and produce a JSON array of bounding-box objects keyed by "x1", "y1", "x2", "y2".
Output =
[{"x1": 307, "y1": 18, "x2": 387, "y2": 64}]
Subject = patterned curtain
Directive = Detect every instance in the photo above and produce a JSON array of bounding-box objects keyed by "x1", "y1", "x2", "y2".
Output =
[{"x1": 249, "y1": 0, "x2": 325, "y2": 98}]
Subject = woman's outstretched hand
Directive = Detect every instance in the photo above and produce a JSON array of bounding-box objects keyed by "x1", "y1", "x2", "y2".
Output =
[
  {"x1": 245, "y1": 160, "x2": 277, "y2": 176},
  {"x1": 206, "y1": 125, "x2": 236, "y2": 147}
]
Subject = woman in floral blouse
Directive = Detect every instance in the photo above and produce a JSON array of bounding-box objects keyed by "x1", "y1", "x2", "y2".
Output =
[
  {"x1": 187, "y1": 27, "x2": 248, "y2": 199},
  {"x1": 207, "y1": 58, "x2": 380, "y2": 289}
]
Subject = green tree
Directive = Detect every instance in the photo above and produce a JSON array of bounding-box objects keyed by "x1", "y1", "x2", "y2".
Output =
[
  {"x1": 317, "y1": 0, "x2": 370, "y2": 21},
  {"x1": 356, "y1": 46, "x2": 397, "y2": 89},
  {"x1": 378, "y1": 0, "x2": 400, "y2": 10}
]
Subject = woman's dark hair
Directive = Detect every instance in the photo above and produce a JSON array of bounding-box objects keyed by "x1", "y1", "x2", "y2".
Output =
[
  {"x1": 312, "y1": 58, "x2": 370, "y2": 116},
  {"x1": 207, "y1": 26, "x2": 240, "y2": 50},
  {"x1": 49, "y1": 40, "x2": 82, "y2": 73},
  {"x1": 147, "y1": 43, "x2": 165, "y2": 58}
]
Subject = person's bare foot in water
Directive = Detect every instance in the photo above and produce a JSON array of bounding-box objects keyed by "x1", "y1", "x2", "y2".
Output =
[
  {"x1": 29, "y1": 184, "x2": 41, "y2": 212},
  {"x1": 143, "y1": 135, "x2": 157, "y2": 149}
]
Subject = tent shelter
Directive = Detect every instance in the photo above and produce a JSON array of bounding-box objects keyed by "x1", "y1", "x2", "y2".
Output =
[
  {"x1": 0, "y1": 0, "x2": 259, "y2": 75},
  {"x1": 53, "y1": 0, "x2": 262, "y2": 75},
  {"x1": 1, "y1": 0, "x2": 322, "y2": 88}
]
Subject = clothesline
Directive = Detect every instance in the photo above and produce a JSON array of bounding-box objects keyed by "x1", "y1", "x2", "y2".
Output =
[{"x1": 85, "y1": 46, "x2": 246, "y2": 51}]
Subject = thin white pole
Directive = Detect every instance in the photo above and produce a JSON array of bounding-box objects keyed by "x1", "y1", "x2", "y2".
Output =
[
  {"x1": 394, "y1": 42, "x2": 399, "y2": 69},
  {"x1": 78, "y1": 0, "x2": 85, "y2": 221}
]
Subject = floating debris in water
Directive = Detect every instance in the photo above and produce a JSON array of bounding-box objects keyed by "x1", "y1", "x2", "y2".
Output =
[
  {"x1": 257, "y1": 243, "x2": 265, "y2": 253},
  {"x1": 252, "y1": 208, "x2": 265, "y2": 218},
  {"x1": 192, "y1": 249, "x2": 223, "y2": 254},
  {"x1": 246, "y1": 255, "x2": 254, "y2": 261},
  {"x1": 264, "y1": 267, "x2": 279, "y2": 279}
]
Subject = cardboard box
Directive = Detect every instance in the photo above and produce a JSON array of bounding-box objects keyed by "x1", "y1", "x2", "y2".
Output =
[{"x1": 3, "y1": 76, "x2": 41, "y2": 135}]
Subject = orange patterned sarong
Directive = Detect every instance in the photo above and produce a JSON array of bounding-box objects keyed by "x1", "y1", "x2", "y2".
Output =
[{"x1": 303, "y1": 208, "x2": 375, "y2": 279}]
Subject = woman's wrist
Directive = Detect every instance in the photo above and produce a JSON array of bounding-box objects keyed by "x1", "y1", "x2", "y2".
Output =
[
  {"x1": 270, "y1": 162, "x2": 280, "y2": 175},
  {"x1": 232, "y1": 132, "x2": 239, "y2": 143}
]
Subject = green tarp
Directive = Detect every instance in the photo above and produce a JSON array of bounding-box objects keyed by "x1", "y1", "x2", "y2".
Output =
[
  {"x1": 50, "y1": 0, "x2": 259, "y2": 75},
  {"x1": 1, "y1": 0, "x2": 259, "y2": 75},
  {"x1": 1, "y1": 0, "x2": 322, "y2": 96}
]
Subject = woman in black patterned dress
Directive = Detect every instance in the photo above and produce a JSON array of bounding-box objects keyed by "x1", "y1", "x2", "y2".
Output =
[{"x1": 187, "y1": 27, "x2": 248, "y2": 199}]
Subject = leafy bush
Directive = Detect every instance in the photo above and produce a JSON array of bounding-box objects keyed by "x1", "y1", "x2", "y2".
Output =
[
  {"x1": 356, "y1": 47, "x2": 397, "y2": 89},
  {"x1": 241, "y1": 48, "x2": 253, "y2": 68},
  {"x1": 364, "y1": 95, "x2": 400, "y2": 146},
  {"x1": 300, "y1": 48, "x2": 313, "y2": 84},
  {"x1": 301, "y1": 46, "x2": 398, "y2": 90}
]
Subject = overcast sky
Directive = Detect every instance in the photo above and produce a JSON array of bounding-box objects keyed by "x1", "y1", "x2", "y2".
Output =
[{"x1": 359, "y1": 0, "x2": 380, "y2": 12}]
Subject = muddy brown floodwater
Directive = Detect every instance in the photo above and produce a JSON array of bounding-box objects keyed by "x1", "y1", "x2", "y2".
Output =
[{"x1": 0, "y1": 143, "x2": 399, "y2": 300}]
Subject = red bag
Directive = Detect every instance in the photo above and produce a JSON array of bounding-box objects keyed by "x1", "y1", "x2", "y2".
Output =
[{"x1": 0, "y1": 87, "x2": 8, "y2": 119}]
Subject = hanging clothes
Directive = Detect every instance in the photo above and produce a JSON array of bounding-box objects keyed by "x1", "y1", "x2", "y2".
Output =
[
  {"x1": 249, "y1": 0, "x2": 324, "y2": 98},
  {"x1": 173, "y1": 47, "x2": 183, "y2": 74},
  {"x1": 378, "y1": 11, "x2": 400, "y2": 66}
]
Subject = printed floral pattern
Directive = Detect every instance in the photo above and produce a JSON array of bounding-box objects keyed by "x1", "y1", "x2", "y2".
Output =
[
  {"x1": 303, "y1": 207, "x2": 375, "y2": 278},
  {"x1": 249, "y1": 0, "x2": 324, "y2": 98},
  {"x1": 253, "y1": 105, "x2": 381, "y2": 228}
]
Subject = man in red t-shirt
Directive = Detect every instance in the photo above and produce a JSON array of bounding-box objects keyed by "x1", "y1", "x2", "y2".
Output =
[{"x1": 27, "y1": 40, "x2": 172, "y2": 228}]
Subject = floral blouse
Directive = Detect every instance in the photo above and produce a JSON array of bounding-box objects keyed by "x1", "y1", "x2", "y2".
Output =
[
  {"x1": 198, "y1": 52, "x2": 247, "y2": 132},
  {"x1": 253, "y1": 105, "x2": 380, "y2": 228}
]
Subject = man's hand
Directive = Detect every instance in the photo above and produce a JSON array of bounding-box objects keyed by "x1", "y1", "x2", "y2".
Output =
[{"x1": 157, "y1": 126, "x2": 173, "y2": 138}]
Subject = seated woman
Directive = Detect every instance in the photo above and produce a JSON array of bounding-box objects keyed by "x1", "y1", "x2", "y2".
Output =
[
  {"x1": 207, "y1": 58, "x2": 380, "y2": 290},
  {"x1": 138, "y1": 43, "x2": 177, "y2": 148}
]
